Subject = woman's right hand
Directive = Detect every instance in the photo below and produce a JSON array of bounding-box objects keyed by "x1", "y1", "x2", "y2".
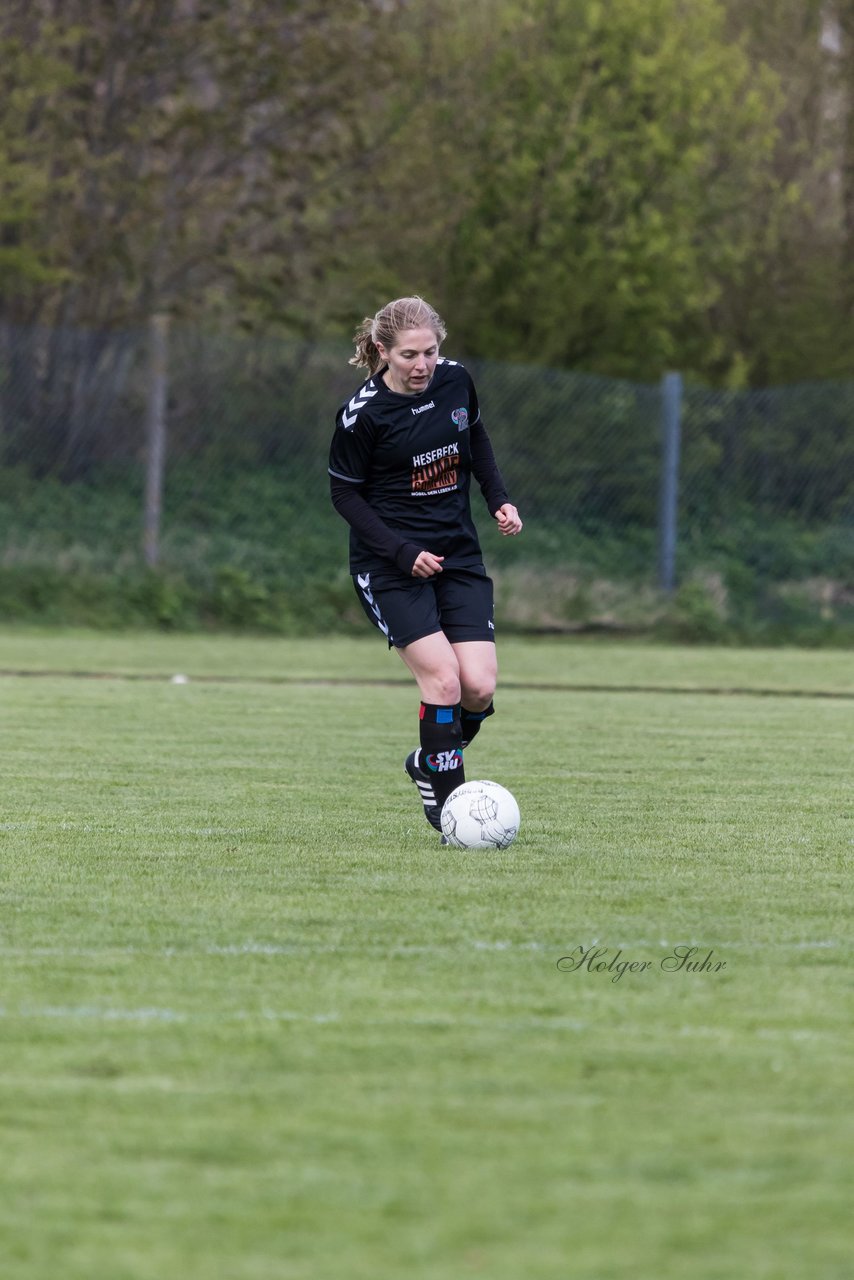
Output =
[{"x1": 411, "y1": 551, "x2": 444, "y2": 579}]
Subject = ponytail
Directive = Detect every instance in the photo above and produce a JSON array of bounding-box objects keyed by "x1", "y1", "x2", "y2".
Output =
[{"x1": 349, "y1": 317, "x2": 383, "y2": 375}]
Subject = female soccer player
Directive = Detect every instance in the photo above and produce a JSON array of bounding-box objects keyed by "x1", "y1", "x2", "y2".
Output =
[{"x1": 328, "y1": 296, "x2": 522, "y2": 837}]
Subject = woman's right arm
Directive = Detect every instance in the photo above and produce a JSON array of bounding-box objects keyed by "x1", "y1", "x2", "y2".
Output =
[{"x1": 329, "y1": 476, "x2": 421, "y2": 575}]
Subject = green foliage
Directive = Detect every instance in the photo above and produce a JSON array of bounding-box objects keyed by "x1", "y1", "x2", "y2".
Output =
[
  {"x1": 0, "y1": 34, "x2": 76, "y2": 292},
  {"x1": 0, "y1": 458, "x2": 850, "y2": 642},
  {"x1": 1, "y1": 0, "x2": 852, "y2": 385},
  {"x1": 0, "y1": 1, "x2": 395, "y2": 336},
  {"x1": 442, "y1": 0, "x2": 787, "y2": 382},
  {"x1": 659, "y1": 578, "x2": 732, "y2": 643},
  {"x1": 680, "y1": 383, "x2": 854, "y2": 523}
]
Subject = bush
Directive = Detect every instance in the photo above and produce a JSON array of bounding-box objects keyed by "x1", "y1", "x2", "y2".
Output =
[
  {"x1": 1, "y1": 464, "x2": 851, "y2": 642},
  {"x1": 658, "y1": 578, "x2": 731, "y2": 643}
]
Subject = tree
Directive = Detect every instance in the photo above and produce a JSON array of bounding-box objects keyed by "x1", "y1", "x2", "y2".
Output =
[
  {"x1": 0, "y1": 0, "x2": 401, "y2": 470},
  {"x1": 832, "y1": 1, "x2": 854, "y2": 318},
  {"x1": 0, "y1": 21, "x2": 81, "y2": 299},
  {"x1": 717, "y1": 0, "x2": 852, "y2": 383},
  {"x1": 435, "y1": 0, "x2": 789, "y2": 383}
]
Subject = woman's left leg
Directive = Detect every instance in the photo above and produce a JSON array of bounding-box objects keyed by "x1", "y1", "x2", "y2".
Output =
[{"x1": 452, "y1": 641, "x2": 498, "y2": 748}]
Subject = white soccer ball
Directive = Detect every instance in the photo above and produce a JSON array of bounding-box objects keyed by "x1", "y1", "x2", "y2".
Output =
[{"x1": 440, "y1": 780, "x2": 520, "y2": 850}]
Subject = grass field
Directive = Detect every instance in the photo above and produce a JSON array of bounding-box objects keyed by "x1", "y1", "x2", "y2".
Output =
[{"x1": 1, "y1": 630, "x2": 852, "y2": 1279}]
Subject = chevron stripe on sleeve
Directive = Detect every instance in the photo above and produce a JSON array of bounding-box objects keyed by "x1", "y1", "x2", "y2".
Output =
[{"x1": 340, "y1": 378, "x2": 379, "y2": 430}]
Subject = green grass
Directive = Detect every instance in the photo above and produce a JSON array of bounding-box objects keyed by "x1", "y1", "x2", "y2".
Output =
[{"x1": 1, "y1": 632, "x2": 852, "y2": 1279}]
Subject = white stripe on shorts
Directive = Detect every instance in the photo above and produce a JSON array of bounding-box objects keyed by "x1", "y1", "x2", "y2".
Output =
[{"x1": 356, "y1": 572, "x2": 392, "y2": 641}]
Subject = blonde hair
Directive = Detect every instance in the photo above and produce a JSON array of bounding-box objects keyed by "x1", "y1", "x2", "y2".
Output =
[{"x1": 350, "y1": 296, "x2": 447, "y2": 374}]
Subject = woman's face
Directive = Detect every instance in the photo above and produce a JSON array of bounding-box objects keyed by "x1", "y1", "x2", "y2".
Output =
[{"x1": 376, "y1": 327, "x2": 440, "y2": 395}]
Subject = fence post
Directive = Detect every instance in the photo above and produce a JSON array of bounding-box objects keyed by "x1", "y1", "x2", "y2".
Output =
[
  {"x1": 143, "y1": 313, "x2": 170, "y2": 568},
  {"x1": 658, "y1": 371, "x2": 682, "y2": 594}
]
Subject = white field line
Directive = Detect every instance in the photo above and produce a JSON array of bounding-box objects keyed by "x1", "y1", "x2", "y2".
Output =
[
  {"x1": 2, "y1": 667, "x2": 853, "y2": 699},
  {"x1": 6, "y1": 1004, "x2": 185, "y2": 1022},
  {"x1": 0, "y1": 938, "x2": 842, "y2": 959},
  {"x1": 0, "y1": 1006, "x2": 844, "y2": 1044},
  {"x1": 0, "y1": 1004, "x2": 589, "y2": 1032}
]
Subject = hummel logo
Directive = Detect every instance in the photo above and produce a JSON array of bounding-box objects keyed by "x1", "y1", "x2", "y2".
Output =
[
  {"x1": 411, "y1": 400, "x2": 435, "y2": 416},
  {"x1": 342, "y1": 380, "x2": 378, "y2": 430}
]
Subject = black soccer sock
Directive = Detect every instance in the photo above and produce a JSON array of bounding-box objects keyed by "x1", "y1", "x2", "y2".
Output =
[
  {"x1": 460, "y1": 701, "x2": 495, "y2": 749},
  {"x1": 419, "y1": 702, "x2": 465, "y2": 809}
]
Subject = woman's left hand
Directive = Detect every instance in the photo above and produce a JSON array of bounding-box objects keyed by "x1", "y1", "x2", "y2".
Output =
[{"x1": 495, "y1": 503, "x2": 523, "y2": 536}]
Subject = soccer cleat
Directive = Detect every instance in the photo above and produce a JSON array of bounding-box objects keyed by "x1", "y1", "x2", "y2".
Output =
[{"x1": 404, "y1": 749, "x2": 443, "y2": 833}]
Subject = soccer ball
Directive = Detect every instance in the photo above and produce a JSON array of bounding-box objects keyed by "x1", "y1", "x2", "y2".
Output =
[{"x1": 440, "y1": 780, "x2": 520, "y2": 850}]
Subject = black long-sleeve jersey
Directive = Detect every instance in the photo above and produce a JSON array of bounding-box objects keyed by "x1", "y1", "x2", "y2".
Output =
[{"x1": 328, "y1": 357, "x2": 510, "y2": 576}]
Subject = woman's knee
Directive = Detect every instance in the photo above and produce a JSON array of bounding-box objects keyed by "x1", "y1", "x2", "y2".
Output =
[
  {"x1": 460, "y1": 674, "x2": 496, "y2": 710},
  {"x1": 423, "y1": 667, "x2": 462, "y2": 706},
  {"x1": 456, "y1": 643, "x2": 497, "y2": 710},
  {"x1": 398, "y1": 635, "x2": 462, "y2": 705}
]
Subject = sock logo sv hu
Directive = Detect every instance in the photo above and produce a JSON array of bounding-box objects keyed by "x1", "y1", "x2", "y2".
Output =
[{"x1": 425, "y1": 750, "x2": 464, "y2": 773}]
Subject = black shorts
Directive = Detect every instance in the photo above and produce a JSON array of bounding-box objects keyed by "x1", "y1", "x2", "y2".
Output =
[{"x1": 353, "y1": 564, "x2": 495, "y2": 649}]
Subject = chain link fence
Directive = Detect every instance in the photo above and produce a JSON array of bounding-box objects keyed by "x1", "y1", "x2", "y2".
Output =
[{"x1": 1, "y1": 320, "x2": 852, "y2": 638}]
